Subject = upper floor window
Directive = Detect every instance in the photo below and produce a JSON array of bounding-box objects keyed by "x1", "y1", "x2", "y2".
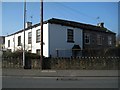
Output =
[
  {"x1": 67, "y1": 29, "x2": 74, "y2": 43},
  {"x1": 36, "y1": 29, "x2": 40, "y2": 43},
  {"x1": 13, "y1": 38, "x2": 14, "y2": 42},
  {"x1": 18, "y1": 36, "x2": 21, "y2": 46},
  {"x1": 97, "y1": 35, "x2": 102, "y2": 45},
  {"x1": 84, "y1": 33, "x2": 90, "y2": 44},
  {"x1": 28, "y1": 32, "x2": 32, "y2": 44},
  {"x1": 108, "y1": 36, "x2": 112, "y2": 45},
  {"x1": 8, "y1": 40, "x2": 10, "y2": 47}
]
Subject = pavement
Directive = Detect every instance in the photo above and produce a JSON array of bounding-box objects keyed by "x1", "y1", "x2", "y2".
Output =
[{"x1": 2, "y1": 69, "x2": 119, "y2": 77}]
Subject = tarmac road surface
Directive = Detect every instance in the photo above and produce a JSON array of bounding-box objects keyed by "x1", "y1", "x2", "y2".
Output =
[{"x1": 2, "y1": 76, "x2": 118, "y2": 88}]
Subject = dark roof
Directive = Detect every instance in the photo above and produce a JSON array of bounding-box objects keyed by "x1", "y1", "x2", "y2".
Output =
[
  {"x1": 0, "y1": 36, "x2": 5, "y2": 38},
  {"x1": 46, "y1": 18, "x2": 115, "y2": 34},
  {"x1": 7, "y1": 18, "x2": 115, "y2": 37},
  {"x1": 7, "y1": 23, "x2": 40, "y2": 37}
]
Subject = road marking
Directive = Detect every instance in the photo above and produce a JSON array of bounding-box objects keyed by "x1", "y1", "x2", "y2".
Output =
[
  {"x1": 2, "y1": 76, "x2": 58, "y2": 79},
  {"x1": 41, "y1": 70, "x2": 56, "y2": 72}
]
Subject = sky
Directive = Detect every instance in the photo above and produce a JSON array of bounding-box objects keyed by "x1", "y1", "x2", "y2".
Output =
[{"x1": 1, "y1": 1, "x2": 119, "y2": 36}]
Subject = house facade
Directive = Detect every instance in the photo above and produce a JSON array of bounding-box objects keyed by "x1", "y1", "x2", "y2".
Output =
[
  {"x1": 83, "y1": 29, "x2": 116, "y2": 50},
  {"x1": 5, "y1": 18, "x2": 116, "y2": 57}
]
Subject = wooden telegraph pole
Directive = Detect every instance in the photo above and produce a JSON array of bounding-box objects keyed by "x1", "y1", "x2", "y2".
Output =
[{"x1": 40, "y1": 0, "x2": 43, "y2": 69}]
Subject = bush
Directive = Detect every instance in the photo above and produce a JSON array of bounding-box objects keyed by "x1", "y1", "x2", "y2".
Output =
[
  {"x1": 2, "y1": 50, "x2": 40, "y2": 59},
  {"x1": 25, "y1": 52, "x2": 40, "y2": 59},
  {"x1": 105, "y1": 47, "x2": 120, "y2": 57}
]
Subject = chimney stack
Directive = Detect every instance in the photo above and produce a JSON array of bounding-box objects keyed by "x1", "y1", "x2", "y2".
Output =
[
  {"x1": 25, "y1": 22, "x2": 32, "y2": 28},
  {"x1": 97, "y1": 22, "x2": 104, "y2": 28}
]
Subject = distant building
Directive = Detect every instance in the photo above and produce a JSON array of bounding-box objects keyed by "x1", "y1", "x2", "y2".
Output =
[
  {"x1": 5, "y1": 18, "x2": 116, "y2": 57},
  {"x1": 0, "y1": 36, "x2": 5, "y2": 51},
  {"x1": 0, "y1": 36, "x2": 5, "y2": 58}
]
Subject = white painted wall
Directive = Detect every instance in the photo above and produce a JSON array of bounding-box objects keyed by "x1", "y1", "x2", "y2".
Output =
[
  {"x1": 5, "y1": 23, "x2": 49, "y2": 57},
  {"x1": 5, "y1": 35, "x2": 14, "y2": 52},
  {"x1": 5, "y1": 23, "x2": 83, "y2": 58},
  {"x1": 48, "y1": 23, "x2": 83, "y2": 57},
  {"x1": 43, "y1": 23, "x2": 49, "y2": 57}
]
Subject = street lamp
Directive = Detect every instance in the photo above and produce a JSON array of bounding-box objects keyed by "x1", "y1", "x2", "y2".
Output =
[{"x1": 23, "y1": 0, "x2": 26, "y2": 67}]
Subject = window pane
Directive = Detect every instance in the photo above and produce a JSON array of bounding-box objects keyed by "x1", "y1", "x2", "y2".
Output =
[
  {"x1": 28, "y1": 32, "x2": 32, "y2": 44},
  {"x1": 67, "y1": 29, "x2": 74, "y2": 43},
  {"x1": 36, "y1": 29, "x2": 41, "y2": 43},
  {"x1": 85, "y1": 34, "x2": 90, "y2": 44},
  {"x1": 8, "y1": 40, "x2": 10, "y2": 47},
  {"x1": 18, "y1": 36, "x2": 21, "y2": 46},
  {"x1": 36, "y1": 49, "x2": 40, "y2": 55}
]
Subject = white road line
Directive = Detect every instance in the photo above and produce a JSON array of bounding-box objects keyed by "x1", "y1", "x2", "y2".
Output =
[
  {"x1": 2, "y1": 76, "x2": 58, "y2": 79},
  {"x1": 41, "y1": 70, "x2": 56, "y2": 72}
]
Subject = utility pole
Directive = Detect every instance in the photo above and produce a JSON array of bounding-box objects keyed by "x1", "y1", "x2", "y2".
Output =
[
  {"x1": 40, "y1": 0, "x2": 43, "y2": 69},
  {"x1": 30, "y1": 16, "x2": 33, "y2": 52},
  {"x1": 23, "y1": 0, "x2": 26, "y2": 67}
]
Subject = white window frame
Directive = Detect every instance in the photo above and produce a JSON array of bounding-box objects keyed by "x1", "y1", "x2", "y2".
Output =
[{"x1": 36, "y1": 29, "x2": 40, "y2": 43}]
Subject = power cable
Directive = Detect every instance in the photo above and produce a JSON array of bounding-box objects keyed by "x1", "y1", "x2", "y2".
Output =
[{"x1": 54, "y1": 2, "x2": 99, "y2": 22}]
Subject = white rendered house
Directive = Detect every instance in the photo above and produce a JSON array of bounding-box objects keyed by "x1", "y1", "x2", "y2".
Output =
[
  {"x1": 5, "y1": 18, "x2": 83, "y2": 57},
  {"x1": 5, "y1": 18, "x2": 116, "y2": 57}
]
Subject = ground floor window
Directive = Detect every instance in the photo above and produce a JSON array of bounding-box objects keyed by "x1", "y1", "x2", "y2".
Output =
[
  {"x1": 36, "y1": 49, "x2": 40, "y2": 55},
  {"x1": 18, "y1": 36, "x2": 21, "y2": 46},
  {"x1": 8, "y1": 40, "x2": 10, "y2": 47},
  {"x1": 28, "y1": 50, "x2": 31, "y2": 53},
  {"x1": 108, "y1": 36, "x2": 112, "y2": 45},
  {"x1": 97, "y1": 35, "x2": 102, "y2": 45}
]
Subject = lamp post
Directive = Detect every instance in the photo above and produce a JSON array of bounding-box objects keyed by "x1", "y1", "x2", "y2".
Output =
[{"x1": 23, "y1": 0, "x2": 26, "y2": 67}]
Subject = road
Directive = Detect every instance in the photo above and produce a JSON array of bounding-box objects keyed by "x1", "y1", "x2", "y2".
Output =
[{"x1": 2, "y1": 76, "x2": 118, "y2": 88}]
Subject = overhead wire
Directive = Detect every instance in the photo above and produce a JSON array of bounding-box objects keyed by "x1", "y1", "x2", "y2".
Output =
[{"x1": 54, "y1": 2, "x2": 100, "y2": 22}]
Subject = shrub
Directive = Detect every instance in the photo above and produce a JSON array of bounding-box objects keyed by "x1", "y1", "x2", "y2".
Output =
[{"x1": 2, "y1": 50, "x2": 40, "y2": 59}]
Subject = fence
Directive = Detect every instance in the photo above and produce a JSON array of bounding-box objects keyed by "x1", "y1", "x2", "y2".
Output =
[
  {"x1": 2, "y1": 57, "x2": 120, "y2": 70},
  {"x1": 56, "y1": 48, "x2": 119, "y2": 57}
]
